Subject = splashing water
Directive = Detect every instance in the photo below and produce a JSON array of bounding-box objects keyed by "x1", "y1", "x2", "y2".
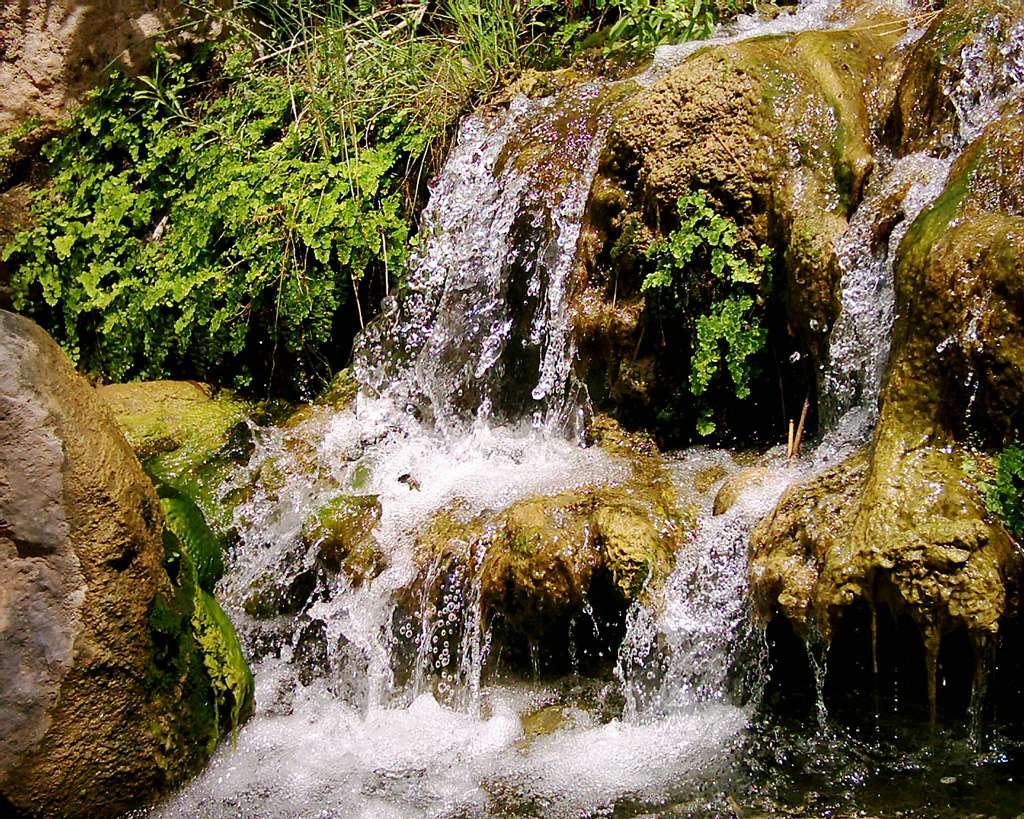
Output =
[
  {"x1": 353, "y1": 82, "x2": 617, "y2": 441},
  {"x1": 148, "y1": 2, "x2": 1024, "y2": 817}
]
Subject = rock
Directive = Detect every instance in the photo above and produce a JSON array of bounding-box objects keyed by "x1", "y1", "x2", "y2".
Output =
[
  {"x1": 313, "y1": 367, "x2": 360, "y2": 411},
  {"x1": 577, "y1": 19, "x2": 906, "y2": 433},
  {"x1": 749, "y1": 452, "x2": 870, "y2": 635},
  {"x1": 888, "y1": 0, "x2": 1024, "y2": 156},
  {"x1": 97, "y1": 380, "x2": 253, "y2": 540},
  {"x1": 713, "y1": 466, "x2": 775, "y2": 516},
  {"x1": 301, "y1": 493, "x2": 385, "y2": 584},
  {"x1": 888, "y1": 115, "x2": 1024, "y2": 444},
  {"x1": 750, "y1": 115, "x2": 1024, "y2": 650},
  {"x1": 0, "y1": 311, "x2": 252, "y2": 818},
  {"x1": 412, "y1": 473, "x2": 689, "y2": 674},
  {"x1": 0, "y1": 0, "x2": 219, "y2": 130}
]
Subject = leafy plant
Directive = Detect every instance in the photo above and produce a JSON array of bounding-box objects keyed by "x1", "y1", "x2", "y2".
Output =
[
  {"x1": 987, "y1": 440, "x2": 1024, "y2": 538},
  {"x1": 641, "y1": 189, "x2": 770, "y2": 435},
  {"x1": 4, "y1": 40, "x2": 413, "y2": 394},
  {"x1": 602, "y1": 0, "x2": 755, "y2": 54}
]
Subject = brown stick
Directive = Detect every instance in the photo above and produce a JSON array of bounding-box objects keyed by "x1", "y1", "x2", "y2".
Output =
[{"x1": 790, "y1": 395, "x2": 810, "y2": 459}]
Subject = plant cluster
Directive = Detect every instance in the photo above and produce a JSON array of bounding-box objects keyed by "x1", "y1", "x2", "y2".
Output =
[
  {"x1": 602, "y1": 0, "x2": 757, "y2": 54},
  {"x1": 3, "y1": 0, "x2": 758, "y2": 397},
  {"x1": 640, "y1": 189, "x2": 771, "y2": 435},
  {"x1": 987, "y1": 440, "x2": 1024, "y2": 539}
]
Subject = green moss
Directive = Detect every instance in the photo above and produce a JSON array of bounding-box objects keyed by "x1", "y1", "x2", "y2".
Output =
[
  {"x1": 146, "y1": 517, "x2": 254, "y2": 776},
  {"x1": 159, "y1": 487, "x2": 224, "y2": 592},
  {"x1": 313, "y1": 367, "x2": 360, "y2": 410},
  {"x1": 194, "y1": 590, "x2": 256, "y2": 739},
  {"x1": 99, "y1": 382, "x2": 253, "y2": 538}
]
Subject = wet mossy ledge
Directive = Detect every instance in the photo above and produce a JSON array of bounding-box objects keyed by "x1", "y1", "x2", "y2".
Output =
[
  {"x1": 573, "y1": 0, "x2": 1024, "y2": 720},
  {"x1": 0, "y1": 311, "x2": 253, "y2": 819}
]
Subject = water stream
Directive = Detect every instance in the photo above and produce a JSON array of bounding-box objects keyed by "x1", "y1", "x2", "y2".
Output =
[{"x1": 148, "y1": 2, "x2": 1024, "y2": 817}]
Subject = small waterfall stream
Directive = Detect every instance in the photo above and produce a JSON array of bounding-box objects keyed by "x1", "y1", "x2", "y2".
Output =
[{"x1": 149, "y1": 2, "x2": 1024, "y2": 817}]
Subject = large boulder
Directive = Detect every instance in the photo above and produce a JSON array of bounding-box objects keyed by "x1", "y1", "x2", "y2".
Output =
[
  {"x1": 750, "y1": 115, "x2": 1024, "y2": 660},
  {"x1": 0, "y1": 311, "x2": 252, "y2": 819}
]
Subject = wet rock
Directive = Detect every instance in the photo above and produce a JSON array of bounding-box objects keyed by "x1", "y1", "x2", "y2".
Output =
[
  {"x1": 578, "y1": 21, "x2": 903, "y2": 430},
  {"x1": 97, "y1": 380, "x2": 253, "y2": 540},
  {"x1": 888, "y1": 0, "x2": 1024, "y2": 156},
  {"x1": 890, "y1": 115, "x2": 1024, "y2": 444},
  {"x1": 413, "y1": 474, "x2": 688, "y2": 675},
  {"x1": 751, "y1": 116, "x2": 1024, "y2": 651},
  {"x1": 713, "y1": 466, "x2": 775, "y2": 516},
  {"x1": 749, "y1": 452, "x2": 870, "y2": 635},
  {"x1": 301, "y1": 493, "x2": 385, "y2": 584},
  {"x1": 0, "y1": 311, "x2": 252, "y2": 819}
]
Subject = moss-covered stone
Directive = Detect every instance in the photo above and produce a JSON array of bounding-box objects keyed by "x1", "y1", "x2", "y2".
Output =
[
  {"x1": 149, "y1": 526, "x2": 254, "y2": 766},
  {"x1": 97, "y1": 380, "x2": 253, "y2": 540},
  {"x1": 301, "y1": 493, "x2": 385, "y2": 584},
  {"x1": 888, "y1": 0, "x2": 1024, "y2": 156},
  {"x1": 750, "y1": 115, "x2": 1024, "y2": 660},
  {"x1": 411, "y1": 460, "x2": 690, "y2": 674},
  {"x1": 576, "y1": 20, "x2": 904, "y2": 432},
  {"x1": 159, "y1": 487, "x2": 224, "y2": 592}
]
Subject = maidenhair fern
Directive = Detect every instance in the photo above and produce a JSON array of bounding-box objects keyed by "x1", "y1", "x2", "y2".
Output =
[{"x1": 641, "y1": 189, "x2": 771, "y2": 435}]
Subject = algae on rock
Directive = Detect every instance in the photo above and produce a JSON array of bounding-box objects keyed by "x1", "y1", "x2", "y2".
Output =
[
  {"x1": 97, "y1": 380, "x2": 253, "y2": 541},
  {"x1": 750, "y1": 103, "x2": 1024, "y2": 689}
]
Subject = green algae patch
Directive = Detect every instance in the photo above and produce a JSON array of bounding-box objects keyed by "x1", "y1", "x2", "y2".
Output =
[
  {"x1": 97, "y1": 380, "x2": 253, "y2": 539},
  {"x1": 148, "y1": 521, "x2": 254, "y2": 771},
  {"x1": 159, "y1": 487, "x2": 225, "y2": 592},
  {"x1": 194, "y1": 590, "x2": 256, "y2": 739}
]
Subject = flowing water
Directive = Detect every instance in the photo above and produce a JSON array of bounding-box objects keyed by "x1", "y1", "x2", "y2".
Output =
[{"x1": 148, "y1": 2, "x2": 1024, "y2": 817}]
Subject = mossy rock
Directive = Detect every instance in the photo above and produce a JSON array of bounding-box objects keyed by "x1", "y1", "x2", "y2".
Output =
[
  {"x1": 242, "y1": 568, "x2": 319, "y2": 619},
  {"x1": 97, "y1": 380, "x2": 253, "y2": 540},
  {"x1": 0, "y1": 312, "x2": 253, "y2": 818},
  {"x1": 159, "y1": 487, "x2": 224, "y2": 592},
  {"x1": 151, "y1": 526, "x2": 254, "y2": 757},
  {"x1": 751, "y1": 115, "x2": 1024, "y2": 650},
  {"x1": 411, "y1": 470, "x2": 690, "y2": 674},
  {"x1": 891, "y1": 115, "x2": 1024, "y2": 444},
  {"x1": 888, "y1": 0, "x2": 1024, "y2": 156},
  {"x1": 578, "y1": 21, "x2": 903, "y2": 430},
  {"x1": 301, "y1": 493, "x2": 385, "y2": 584},
  {"x1": 313, "y1": 367, "x2": 360, "y2": 410}
]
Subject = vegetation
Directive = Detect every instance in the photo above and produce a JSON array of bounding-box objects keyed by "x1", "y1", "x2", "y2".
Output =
[
  {"x1": 987, "y1": 440, "x2": 1024, "y2": 539},
  {"x1": 3, "y1": 0, "x2": 757, "y2": 397},
  {"x1": 640, "y1": 190, "x2": 771, "y2": 435}
]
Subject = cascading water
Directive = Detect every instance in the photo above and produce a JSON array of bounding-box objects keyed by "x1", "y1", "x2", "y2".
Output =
[{"x1": 148, "y1": 2, "x2": 1024, "y2": 817}]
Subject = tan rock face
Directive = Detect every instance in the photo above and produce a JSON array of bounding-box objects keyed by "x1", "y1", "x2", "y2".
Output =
[
  {"x1": 750, "y1": 114, "x2": 1024, "y2": 653},
  {"x1": 576, "y1": 21, "x2": 903, "y2": 429},
  {"x1": 0, "y1": 311, "x2": 249, "y2": 818},
  {"x1": 0, "y1": 0, "x2": 201, "y2": 130}
]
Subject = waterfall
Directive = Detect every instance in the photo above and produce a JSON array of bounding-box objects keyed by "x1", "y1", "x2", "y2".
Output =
[
  {"x1": 148, "y1": 1, "x2": 1024, "y2": 817},
  {"x1": 353, "y1": 83, "x2": 614, "y2": 441}
]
